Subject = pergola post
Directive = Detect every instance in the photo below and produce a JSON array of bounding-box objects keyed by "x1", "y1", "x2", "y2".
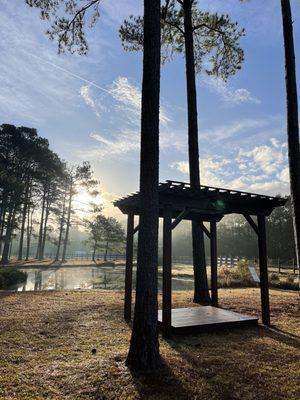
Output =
[
  {"x1": 210, "y1": 220, "x2": 218, "y2": 307},
  {"x1": 162, "y1": 205, "x2": 172, "y2": 337},
  {"x1": 257, "y1": 215, "x2": 270, "y2": 326},
  {"x1": 124, "y1": 213, "x2": 134, "y2": 320}
]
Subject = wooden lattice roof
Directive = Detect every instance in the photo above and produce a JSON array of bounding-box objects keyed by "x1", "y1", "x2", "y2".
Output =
[{"x1": 114, "y1": 180, "x2": 287, "y2": 222}]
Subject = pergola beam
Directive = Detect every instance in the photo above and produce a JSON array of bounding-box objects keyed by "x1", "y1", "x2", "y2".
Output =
[
  {"x1": 199, "y1": 221, "x2": 211, "y2": 239},
  {"x1": 133, "y1": 224, "x2": 139, "y2": 234},
  {"x1": 244, "y1": 214, "x2": 259, "y2": 236},
  {"x1": 171, "y1": 208, "x2": 189, "y2": 230}
]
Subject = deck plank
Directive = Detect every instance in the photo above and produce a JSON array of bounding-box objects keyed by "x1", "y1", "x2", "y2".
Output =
[{"x1": 158, "y1": 306, "x2": 258, "y2": 334}]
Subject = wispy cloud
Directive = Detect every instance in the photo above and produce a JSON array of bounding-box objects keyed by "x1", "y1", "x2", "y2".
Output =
[
  {"x1": 202, "y1": 77, "x2": 261, "y2": 106},
  {"x1": 109, "y1": 76, "x2": 171, "y2": 126},
  {"x1": 89, "y1": 131, "x2": 139, "y2": 157},
  {"x1": 80, "y1": 85, "x2": 101, "y2": 118},
  {"x1": 75, "y1": 76, "x2": 178, "y2": 160},
  {"x1": 200, "y1": 116, "x2": 284, "y2": 146}
]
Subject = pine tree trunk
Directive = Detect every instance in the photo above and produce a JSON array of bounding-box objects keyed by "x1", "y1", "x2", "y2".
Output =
[
  {"x1": 62, "y1": 181, "x2": 73, "y2": 263},
  {"x1": 281, "y1": 0, "x2": 300, "y2": 275},
  {"x1": 1, "y1": 210, "x2": 13, "y2": 264},
  {"x1": 25, "y1": 207, "x2": 34, "y2": 261},
  {"x1": 183, "y1": 0, "x2": 210, "y2": 304},
  {"x1": 0, "y1": 204, "x2": 7, "y2": 255},
  {"x1": 18, "y1": 180, "x2": 30, "y2": 261},
  {"x1": 39, "y1": 196, "x2": 50, "y2": 260},
  {"x1": 126, "y1": 0, "x2": 161, "y2": 372},
  {"x1": 1, "y1": 207, "x2": 15, "y2": 264},
  {"x1": 104, "y1": 240, "x2": 109, "y2": 261},
  {"x1": 55, "y1": 190, "x2": 67, "y2": 261},
  {"x1": 36, "y1": 190, "x2": 46, "y2": 259},
  {"x1": 92, "y1": 242, "x2": 97, "y2": 261}
]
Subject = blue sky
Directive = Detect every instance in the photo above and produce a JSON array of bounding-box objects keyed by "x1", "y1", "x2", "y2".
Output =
[{"x1": 0, "y1": 0, "x2": 299, "y2": 218}]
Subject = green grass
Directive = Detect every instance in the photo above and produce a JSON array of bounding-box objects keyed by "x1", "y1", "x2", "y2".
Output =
[{"x1": 0, "y1": 288, "x2": 299, "y2": 399}]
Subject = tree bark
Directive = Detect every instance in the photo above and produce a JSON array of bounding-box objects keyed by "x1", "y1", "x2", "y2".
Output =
[
  {"x1": 183, "y1": 0, "x2": 210, "y2": 304},
  {"x1": 0, "y1": 203, "x2": 7, "y2": 255},
  {"x1": 55, "y1": 189, "x2": 67, "y2": 261},
  {"x1": 39, "y1": 194, "x2": 50, "y2": 260},
  {"x1": 104, "y1": 240, "x2": 109, "y2": 261},
  {"x1": 92, "y1": 241, "x2": 97, "y2": 261},
  {"x1": 62, "y1": 180, "x2": 73, "y2": 263},
  {"x1": 25, "y1": 206, "x2": 34, "y2": 261},
  {"x1": 36, "y1": 190, "x2": 46, "y2": 259},
  {"x1": 1, "y1": 206, "x2": 15, "y2": 264},
  {"x1": 18, "y1": 179, "x2": 30, "y2": 260},
  {"x1": 126, "y1": 0, "x2": 161, "y2": 372},
  {"x1": 281, "y1": 0, "x2": 300, "y2": 275}
]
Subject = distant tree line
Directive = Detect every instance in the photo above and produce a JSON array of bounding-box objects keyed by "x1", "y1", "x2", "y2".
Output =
[
  {"x1": 172, "y1": 198, "x2": 295, "y2": 261},
  {"x1": 0, "y1": 123, "x2": 107, "y2": 264}
]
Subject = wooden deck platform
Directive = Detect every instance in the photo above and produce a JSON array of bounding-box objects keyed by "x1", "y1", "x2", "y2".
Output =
[{"x1": 158, "y1": 306, "x2": 258, "y2": 334}]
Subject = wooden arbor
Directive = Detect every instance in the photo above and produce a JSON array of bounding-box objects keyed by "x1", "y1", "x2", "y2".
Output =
[{"x1": 114, "y1": 180, "x2": 286, "y2": 336}]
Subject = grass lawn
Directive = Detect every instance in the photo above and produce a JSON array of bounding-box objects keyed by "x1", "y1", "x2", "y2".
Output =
[{"x1": 0, "y1": 288, "x2": 299, "y2": 400}]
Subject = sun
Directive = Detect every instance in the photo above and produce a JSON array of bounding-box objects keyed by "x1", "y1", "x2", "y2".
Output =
[{"x1": 73, "y1": 187, "x2": 101, "y2": 214}]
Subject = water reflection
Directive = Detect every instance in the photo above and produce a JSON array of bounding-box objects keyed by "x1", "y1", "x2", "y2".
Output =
[
  {"x1": 17, "y1": 266, "x2": 126, "y2": 291},
  {"x1": 16, "y1": 265, "x2": 195, "y2": 292}
]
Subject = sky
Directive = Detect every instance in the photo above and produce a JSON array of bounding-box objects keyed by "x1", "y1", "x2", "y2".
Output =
[{"x1": 0, "y1": 0, "x2": 299, "y2": 221}]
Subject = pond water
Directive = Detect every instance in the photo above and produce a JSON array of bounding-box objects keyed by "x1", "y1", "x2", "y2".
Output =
[
  {"x1": 14, "y1": 264, "x2": 195, "y2": 292},
  {"x1": 16, "y1": 265, "x2": 126, "y2": 291}
]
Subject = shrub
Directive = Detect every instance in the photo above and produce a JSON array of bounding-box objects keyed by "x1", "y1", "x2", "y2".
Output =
[
  {"x1": 0, "y1": 267, "x2": 27, "y2": 289},
  {"x1": 218, "y1": 260, "x2": 255, "y2": 288},
  {"x1": 286, "y1": 274, "x2": 295, "y2": 284},
  {"x1": 270, "y1": 272, "x2": 279, "y2": 282}
]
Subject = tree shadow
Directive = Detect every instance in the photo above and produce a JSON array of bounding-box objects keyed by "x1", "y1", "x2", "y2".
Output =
[
  {"x1": 161, "y1": 323, "x2": 300, "y2": 399},
  {"x1": 127, "y1": 358, "x2": 190, "y2": 400},
  {"x1": 93, "y1": 357, "x2": 191, "y2": 400},
  {"x1": 265, "y1": 325, "x2": 300, "y2": 348}
]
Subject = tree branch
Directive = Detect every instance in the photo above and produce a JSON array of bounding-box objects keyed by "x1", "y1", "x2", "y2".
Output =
[
  {"x1": 193, "y1": 22, "x2": 236, "y2": 55},
  {"x1": 60, "y1": 0, "x2": 99, "y2": 42},
  {"x1": 163, "y1": 19, "x2": 185, "y2": 35}
]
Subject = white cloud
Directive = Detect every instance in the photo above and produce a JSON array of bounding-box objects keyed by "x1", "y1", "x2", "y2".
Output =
[
  {"x1": 80, "y1": 85, "x2": 101, "y2": 118},
  {"x1": 170, "y1": 157, "x2": 231, "y2": 187},
  {"x1": 270, "y1": 137, "x2": 281, "y2": 148},
  {"x1": 237, "y1": 141, "x2": 286, "y2": 175},
  {"x1": 278, "y1": 167, "x2": 290, "y2": 183},
  {"x1": 89, "y1": 131, "x2": 139, "y2": 157},
  {"x1": 202, "y1": 118, "x2": 271, "y2": 142},
  {"x1": 100, "y1": 190, "x2": 126, "y2": 222},
  {"x1": 109, "y1": 76, "x2": 171, "y2": 126},
  {"x1": 203, "y1": 77, "x2": 261, "y2": 106},
  {"x1": 170, "y1": 137, "x2": 290, "y2": 196}
]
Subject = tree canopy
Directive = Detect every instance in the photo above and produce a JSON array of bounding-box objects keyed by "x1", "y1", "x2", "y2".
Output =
[{"x1": 120, "y1": 0, "x2": 245, "y2": 79}]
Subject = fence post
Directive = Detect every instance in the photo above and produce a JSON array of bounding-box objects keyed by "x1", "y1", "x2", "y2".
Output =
[{"x1": 293, "y1": 258, "x2": 295, "y2": 274}]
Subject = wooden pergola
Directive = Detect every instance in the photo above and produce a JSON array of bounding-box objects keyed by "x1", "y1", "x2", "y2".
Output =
[{"x1": 114, "y1": 180, "x2": 286, "y2": 336}]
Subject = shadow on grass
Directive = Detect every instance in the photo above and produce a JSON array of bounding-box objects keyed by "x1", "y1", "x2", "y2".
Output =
[
  {"x1": 161, "y1": 323, "x2": 300, "y2": 399},
  {"x1": 128, "y1": 358, "x2": 190, "y2": 400},
  {"x1": 93, "y1": 357, "x2": 190, "y2": 400}
]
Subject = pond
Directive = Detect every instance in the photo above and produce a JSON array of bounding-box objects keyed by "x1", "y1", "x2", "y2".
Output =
[{"x1": 14, "y1": 264, "x2": 195, "y2": 292}]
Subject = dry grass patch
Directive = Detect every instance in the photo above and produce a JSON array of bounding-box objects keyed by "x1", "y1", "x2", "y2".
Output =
[{"x1": 0, "y1": 288, "x2": 299, "y2": 400}]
